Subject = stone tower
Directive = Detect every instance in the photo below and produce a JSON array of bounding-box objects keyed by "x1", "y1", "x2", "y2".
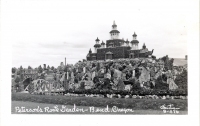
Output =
[
  {"x1": 93, "y1": 37, "x2": 101, "y2": 53},
  {"x1": 131, "y1": 32, "x2": 139, "y2": 50},
  {"x1": 101, "y1": 41, "x2": 105, "y2": 48},
  {"x1": 110, "y1": 21, "x2": 120, "y2": 40},
  {"x1": 89, "y1": 48, "x2": 92, "y2": 53},
  {"x1": 142, "y1": 43, "x2": 146, "y2": 49},
  {"x1": 125, "y1": 39, "x2": 129, "y2": 46}
]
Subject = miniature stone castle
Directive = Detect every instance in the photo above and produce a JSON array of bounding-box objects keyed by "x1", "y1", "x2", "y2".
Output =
[{"x1": 86, "y1": 21, "x2": 154, "y2": 61}]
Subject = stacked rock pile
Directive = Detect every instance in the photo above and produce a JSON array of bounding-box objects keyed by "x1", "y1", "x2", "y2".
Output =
[{"x1": 62, "y1": 56, "x2": 186, "y2": 91}]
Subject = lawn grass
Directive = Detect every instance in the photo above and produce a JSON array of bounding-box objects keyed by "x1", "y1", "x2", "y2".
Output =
[{"x1": 12, "y1": 93, "x2": 188, "y2": 111}]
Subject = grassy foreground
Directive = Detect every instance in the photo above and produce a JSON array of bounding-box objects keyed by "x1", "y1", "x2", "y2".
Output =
[{"x1": 12, "y1": 93, "x2": 187, "y2": 111}]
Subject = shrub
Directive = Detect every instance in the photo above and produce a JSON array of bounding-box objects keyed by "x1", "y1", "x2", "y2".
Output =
[
  {"x1": 175, "y1": 69, "x2": 187, "y2": 93},
  {"x1": 79, "y1": 81, "x2": 85, "y2": 89},
  {"x1": 12, "y1": 68, "x2": 16, "y2": 74},
  {"x1": 15, "y1": 76, "x2": 20, "y2": 84},
  {"x1": 131, "y1": 80, "x2": 141, "y2": 90},
  {"x1": 64, "y1": 87, "x2": 187, "y2": 96},
  {"x1": 135, "y1": 68, "x2": 141, "y2": 79},
  {"x1": 155, "y1": 76, "x2": 168, "y2": 90}
]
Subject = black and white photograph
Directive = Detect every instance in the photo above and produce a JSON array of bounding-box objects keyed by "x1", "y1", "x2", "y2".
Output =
[{"x1": 0, "y1": 0, "x2": 199, "y2": 125}]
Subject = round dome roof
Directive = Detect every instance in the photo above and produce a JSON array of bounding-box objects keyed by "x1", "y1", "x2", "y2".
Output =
[
  {"x1": 95, "y1": 37, "x2": 100, "y2": 41},
  {"x1": 94, "y1": 44, "x2": 101, "y2": 48},
  {"x1": 110, "y1": 30, "x2": 120, "y2": 33},
  {"x1": 101, "y1": 41, "x2": 105, "y2": 45},
  {"x1": 131, "y1": 40, "x2": 139, "y2": 43},
  {"x1": 125, "y1": 39, "x2": 129, "y2": 43},
  {"x1": 132, "y1": 32, "x2": 137, "y2": 36}
]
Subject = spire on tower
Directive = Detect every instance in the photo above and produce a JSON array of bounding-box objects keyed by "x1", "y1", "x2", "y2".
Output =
[
  {"x1": 88, "y1": 48, "x2": 92, "y2": 54},
  {"x1": 126, "y1": 39, "x2": 129, "y2": 43},
  {"x1": 132, "y1": 32, "x2": 137, "y2": 40},
  {"x1": 143, "y1": 43, "x2": 146, "y2": 49},
  {"x1": 94, "y1": 37, "x2": 101, "y2": 50},
  {"x1": 125, "y1": 39, "x2": 129, "y2": 46},
  {"x1": 110, "y1": 21, "x2": 119, "y2": 39},
  {"x1": 133, "y1": 32, "x2": 137, "y2": 36},
  {"x1": 112, "y1": 20, "x2": 117, "y2": 28},
  {"x1": 101, "y1": 41, "x2": 105, "y2": 48},
  {"x1": 95, "y1": 37, "x2": 100, "y2": 42},
  {"x1": 101, "y1": 41, "x2": 105, "y2": 45}
]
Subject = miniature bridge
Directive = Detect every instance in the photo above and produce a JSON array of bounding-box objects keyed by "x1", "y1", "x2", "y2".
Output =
[{"x1": 25, "y1": 72, "x2": 67, "y2": 94}]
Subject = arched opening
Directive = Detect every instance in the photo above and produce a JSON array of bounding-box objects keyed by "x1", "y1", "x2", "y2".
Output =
[
  {"x1": 129, "y1": 53, "x2": 134, "y2": 58},
  {"x1": 23, "y1": 78, "x2": 33, "y2": 90},
  {"x1": 105, "y1": 52, "x2": 113, "y2": 60},
  {"x1": 92, "y1": 56, "x2": 96, "y2": 61}
]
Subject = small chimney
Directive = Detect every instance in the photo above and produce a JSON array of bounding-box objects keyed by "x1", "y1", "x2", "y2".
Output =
[{"x1": 185, "y1": 55, "x2": 187, "y2": 60}]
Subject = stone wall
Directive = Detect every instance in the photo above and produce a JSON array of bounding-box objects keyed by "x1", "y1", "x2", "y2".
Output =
[
  {"x1": 96, "y1": 46, "x2": 131, "y2": 60},
  {"x1": 128, "y1": 50, "x2": 140, "y2": 58},
  {"x1": 106, "y1": 39, "x2": 124, "y2": 47}
]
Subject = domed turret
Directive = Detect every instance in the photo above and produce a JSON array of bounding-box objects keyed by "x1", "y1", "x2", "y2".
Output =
[
  {"x1": 125, "y1": 39, "x2": 129, "y2": 46},
  {"x1": 110, "y1": 21, "x2": 120, "y2": 40},
  {"x1": 143, "y1": 43, "x2": 146, "y2": 49},
  {"x1": 132, "y1": 32, "x2": 137, "y2": 39},
  {"x1": 131, "y1": 32, "x2": 139, "y2": 50},
  {"x1": 89, "y1": 48, "x2": 92, "y2": 53},
  {"x1": 94, "y1": 37, "x2": 101, "y2": 53},
  {"x1": 101, "y1": 41, "x2": 105, "y2": 48},
  {"x1": 95, "y1": 37, "x2": 100, "y2": 43},
  {"x1": 94, "y1": 44, "x2": 101, "y2": 48}
]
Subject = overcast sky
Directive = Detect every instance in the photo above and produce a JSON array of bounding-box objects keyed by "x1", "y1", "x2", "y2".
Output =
[{"x1": 2, "y1": 0, "x2": 196, "y2": 68}]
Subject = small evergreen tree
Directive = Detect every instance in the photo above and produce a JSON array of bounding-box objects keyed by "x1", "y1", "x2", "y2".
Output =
[
  {"x1": 64, "y1": 66, "x2": 68, "y2": 72},
  {"x1": 161, "y1": 55, "x2": 174, "y2": 71},
  {"x1": 175, "y1": 69, "x2": 187, "y2": 92},
  {"x1": 19, "y1": 66, "x2": 24, "y2": 75},
  {"x1": 28, "y1": 66, "x2": 32, "y2": 69},
  {"x1": 15, "y1": 76, "x2": 20, "y2": 91},
  {"x1": 12, "y1": 67, "x2": 16, "y2": 73},
  {"x1": 15, "y1": 76, "x2": 20, "y2": 84},
  {"x1": 17, "y1": 70, "x2": 21, "y2": 75},
  {"x1": 154, "y1": 76, "x2": 168, "y2": 90},
  {"x1": 96, "y1": 62, "x2": 100, "y2": 72},
  {"x1": 38, "y1": 65, "x2": 43, "y2": 73},
  {"x1": 51, "y1": 66, "x2": 55, "y2": 70},
  {"x1": 20, "y1": 66, "x2": 23, "y2": 70}
]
